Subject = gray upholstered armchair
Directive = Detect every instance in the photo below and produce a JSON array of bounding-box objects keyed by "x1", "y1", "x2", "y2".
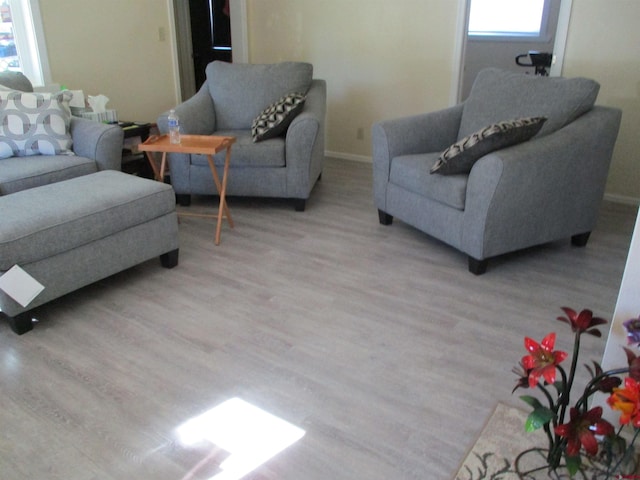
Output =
[
  {"x1": 158, "y1": 61, "x2": 326, "y2": 211},
  {"x1": 373, "y1": 68, "x2": 622, "y2": 274}
]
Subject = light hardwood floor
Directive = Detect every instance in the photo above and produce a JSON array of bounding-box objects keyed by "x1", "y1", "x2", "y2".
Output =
[{"x1": 1, "y1": 158, "x2": 637, "y2": 480}]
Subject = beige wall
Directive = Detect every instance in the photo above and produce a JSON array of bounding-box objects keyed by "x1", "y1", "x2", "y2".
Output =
[
  {"x1": 39, "y1": 0, "x2": 178, "y2": 123},
  {"x1": 246, "y1": 0, "x2": 639, "y2": 202},
  {"x1": 39, "y1": 0, "x2": 639, "y2": 202},
  {"x1": 247, "y1": 0, "x2": 459, "y2": 160},
  {"x1": 562, "y1": 0, "x2": 640, "y2": 202}
]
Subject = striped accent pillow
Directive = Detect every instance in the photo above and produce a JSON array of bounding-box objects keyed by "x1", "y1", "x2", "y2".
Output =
[{"x1": 430, "y1": 116, "x2": 547, "y2": 175}]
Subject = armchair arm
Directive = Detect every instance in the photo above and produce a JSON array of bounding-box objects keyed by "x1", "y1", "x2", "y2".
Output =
[
  {"x1": 372, "y1": 103, "x2": 464, "y2": 210},
  {"x1": 462, "y1": 106, "x2": 622, "y2": 260},
  {"x1": 285, "y1": 79, "x2": 327, "y2": 198},
  {"x1": 157, "y1": 84, "x2": 216, "y2": 135},
  {"x1": 70, "y1": 117, "x2": 124, "y2": 171}
]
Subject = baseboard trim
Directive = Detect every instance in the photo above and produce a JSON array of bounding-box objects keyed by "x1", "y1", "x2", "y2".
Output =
[
  {"x1": 604, "y1": 193, "x2": 640, "y2": 206},
  {"x1": 325, "y1": 150, "x2": 372, "y2": 163}
]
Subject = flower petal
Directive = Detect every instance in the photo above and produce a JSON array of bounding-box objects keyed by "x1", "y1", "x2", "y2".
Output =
[
  {"x1": 541, "y1": 332, "x2": 556, "y2": 351},
  {"x1": 524, "y1": 337, "x2": 540, "y2": 353}
]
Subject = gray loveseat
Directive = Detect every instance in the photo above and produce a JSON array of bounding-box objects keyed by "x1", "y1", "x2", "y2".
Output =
[
  {"x1": 0, "y1": 72, "x2": 124, "y2": 194},
  {"x1": 157, "y1": 61, "x2": 326, "y2": 211},
  {"x1": 373, "y1": 68, "x2": 622, "y2": 274},
  {"x1": 0, "y1": 72, "x2": 179, "y2": 334}
]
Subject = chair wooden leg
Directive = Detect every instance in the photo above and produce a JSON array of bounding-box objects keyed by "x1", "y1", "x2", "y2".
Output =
[
  {"x1": 468, "y1": 256, "x2": 488, "y2": 275},
  {"x1": 378, "y1": 210, "x2": 393, "y2": 225},
  {"x1": 571, "y1": 231, "x2": 591, "y2": 247}
]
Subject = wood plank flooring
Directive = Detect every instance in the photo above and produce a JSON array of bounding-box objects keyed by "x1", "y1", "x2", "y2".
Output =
[{"x1": 0, "y1": 158, "x2": 637, "y2": 479}]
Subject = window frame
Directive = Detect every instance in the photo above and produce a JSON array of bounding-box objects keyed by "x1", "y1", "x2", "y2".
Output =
[
  {"x1": 467, "y1": 0, "x2": 553, "y2": 43},
  {"x1": 6, "y1": 0, "x2": 51, "y2": 87}
]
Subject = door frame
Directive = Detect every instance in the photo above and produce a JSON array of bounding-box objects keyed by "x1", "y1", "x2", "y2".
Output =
[
  {"x1": 451, "y1": 0, "x2": 573, "y2": 104},
  {"x1": 169, "y1": 0, "x2": 248, "y2": 102}
]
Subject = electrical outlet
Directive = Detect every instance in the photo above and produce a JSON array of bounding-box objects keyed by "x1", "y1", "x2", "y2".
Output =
[
  {"x1": 356, "y1": 127, "x2": 364, "y2": 140},
  {"x1": 158, "y1": 27, "x2": 166, "y2": 42}
]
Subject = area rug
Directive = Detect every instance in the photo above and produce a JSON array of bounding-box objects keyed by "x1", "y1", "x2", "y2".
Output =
[
  {"x1": 454, "y1": 403, "x2": 639, "y2": 480},
  {"x1": 454, "y1": 403, "x2": 544, "y2": 480}
]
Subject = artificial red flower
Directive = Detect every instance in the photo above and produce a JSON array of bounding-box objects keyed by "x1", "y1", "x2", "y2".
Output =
[
  {"x1": 608, "y1": 377, "x2": 640, "y2": 427},
  {"x1": 554, "y1": 407, "x2": 614, "y2": 456},
  {"x1": 512, "y1": 362, "x2": 533, "y2": 393},
  {"x1": 585, "y1": 361, "x2": 622, "y2": 393},
  {"x1": 624, "y1": 347, "x2": 640, "y2": 381},
  {"x1": 522, "y1": 333, "x2": 568, "y2": 388},
  {"x1": 557, "y1": 307, "x2": 607, "y2": 337}
]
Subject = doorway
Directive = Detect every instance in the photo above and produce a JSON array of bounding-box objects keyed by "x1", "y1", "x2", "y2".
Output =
[
  {"x1": 189, "y1": 0, "x2": 232, "y2": 91},
  {"x1": 455, "y1": 0, "x2": 573, "y2": 102}
]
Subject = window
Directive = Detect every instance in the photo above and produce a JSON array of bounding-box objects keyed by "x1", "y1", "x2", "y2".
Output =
[
  {"x1": 0, "y1": 0, "x2": 50, "y2": 86},
  {"x1": 468, "y1": 0, "x2": 550, "y2": 40}
]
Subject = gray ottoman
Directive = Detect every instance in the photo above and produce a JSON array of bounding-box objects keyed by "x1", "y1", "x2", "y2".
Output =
[{"x1": 0, "y1": 170, "x2": 179, "y2": 334}]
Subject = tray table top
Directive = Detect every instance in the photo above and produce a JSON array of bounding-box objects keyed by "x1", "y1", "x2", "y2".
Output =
[{"x1": 138, "y1": 134, "x2": 236, "y2": 155}]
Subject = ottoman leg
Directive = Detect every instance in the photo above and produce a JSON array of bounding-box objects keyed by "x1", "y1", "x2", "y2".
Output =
[
  {"x1": 6, "y1": 312, "x2": 34, "y2": 335},
  {"x1": 160, "y1": 248, "x2": 179, "y2": 268}
]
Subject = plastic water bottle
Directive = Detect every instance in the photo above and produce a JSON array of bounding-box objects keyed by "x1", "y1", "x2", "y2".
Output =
[{"x1": 168, "y1": 109, "x2": 180, "y2": 144}]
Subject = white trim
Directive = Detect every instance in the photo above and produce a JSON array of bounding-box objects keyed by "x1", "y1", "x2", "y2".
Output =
[
  {"x1": 230, "y1": 0, "x2": 248, "y2": 63},
  {"x1": 325, "y1": 150, "x2": 372, "y2": 164},
  {"x1": 549, "y1": 0, "x2": 572, "y2": 76},
  {"x1": 166, "y1": 0, "x2": 182, "y2": 105},
  {"x1": 26, "y1": 0, "x2": 50, "y2": 85},
  {"x1": 451, "y1": 0, "x2": 470, "y2": 105},
  {"x1": 9, "y1": 0, "x2": 50, "y2": 86},
  {"x1": 604, "y1": 193, "x2": 640, "y2": 207}
]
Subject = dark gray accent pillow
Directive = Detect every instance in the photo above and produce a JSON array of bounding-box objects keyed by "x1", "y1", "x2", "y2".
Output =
[
  {"x1": 430, "y1": 116, "x2": 547, "y2": 175},
  {"x1": 252, "y1": 92, "x2": 306, "y2": 142}
]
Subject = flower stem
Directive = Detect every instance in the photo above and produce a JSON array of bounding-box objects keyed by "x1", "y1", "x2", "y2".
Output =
[{"x1": 559, "y1": 331, "x2": 582, "y2": 422}]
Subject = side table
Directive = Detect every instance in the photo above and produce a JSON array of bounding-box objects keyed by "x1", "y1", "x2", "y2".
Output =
[
  {"x1": 118, "y1": 122, "x2": 154, "y2": 178},
  {"x1": 138, "y1": 134, "x2": 236, "y2": 245}
]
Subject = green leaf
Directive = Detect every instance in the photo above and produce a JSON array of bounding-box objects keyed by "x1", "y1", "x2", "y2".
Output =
[
  {"x1": 525, "y1": 407, "x2": 554, "y2": 432},
  {"x1": 565, "y1": 454, "x2": 581, "y2": 476},
  {"x1": 520, "y1": 395, "x2": 543, "y2": 410}
]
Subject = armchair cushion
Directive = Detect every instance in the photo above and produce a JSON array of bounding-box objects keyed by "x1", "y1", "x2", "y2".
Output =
[
  {"x1": 430, "y1": 116, "x2": 546, "y2": 175},
  {"x1": 252, "y1": 92, "x2": 306, "y2": 142},
  {"x1": 207, "y1": 61, "x2": 313, "y2": 130},
  {"x1": 391, "y1": 153, "x2": 468, "y2": 210},
  {"x1": 0, "y1": 90, "x2": 74, "y2": 159},
  {"x1": 459, "y1": 68, "x2": 600, "y2": 139}
]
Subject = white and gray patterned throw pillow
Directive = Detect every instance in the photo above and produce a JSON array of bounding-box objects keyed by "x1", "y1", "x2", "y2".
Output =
[
  {"x1": 0, "y1": 90, "x2": 75, "y2": 159},
  {"x1": 430, "y1": 116, "x2": 547, "y2": 175},
  {"x1": 251, "y1": 92, "x2": 306, "y2": 142}
]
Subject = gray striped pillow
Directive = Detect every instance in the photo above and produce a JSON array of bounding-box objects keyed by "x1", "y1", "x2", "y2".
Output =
[{"x1": 430, "y1": 116, "x2": 547, "y2": 175}]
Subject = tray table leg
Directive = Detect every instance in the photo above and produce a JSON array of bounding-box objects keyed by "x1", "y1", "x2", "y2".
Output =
[{"x1": 206, "y1": 148, "x2": 234, "y2": 245}]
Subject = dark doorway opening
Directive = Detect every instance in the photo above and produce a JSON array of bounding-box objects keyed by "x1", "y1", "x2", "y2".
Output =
[{"x1": 189, "y1": 0, "x2": 232, "y2": 91}]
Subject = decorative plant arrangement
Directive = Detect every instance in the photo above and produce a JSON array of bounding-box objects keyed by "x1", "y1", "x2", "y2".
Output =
[{"x1": 512, "y1": 307, "x2": 640, "y2": 478}]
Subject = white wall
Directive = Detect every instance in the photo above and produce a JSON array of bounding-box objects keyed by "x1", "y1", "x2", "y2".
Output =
[{"x1": 596, "y1": 206, "x2": 640, "y2": 422}]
